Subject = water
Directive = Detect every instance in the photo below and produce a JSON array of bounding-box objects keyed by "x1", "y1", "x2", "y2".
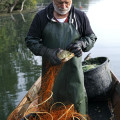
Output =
[
  {"x1": 85, "y1": 0, "x2": 120, "y2": 78},
  {"x1": 0, "y1": 0, "x2": 120, "y2": 119}
]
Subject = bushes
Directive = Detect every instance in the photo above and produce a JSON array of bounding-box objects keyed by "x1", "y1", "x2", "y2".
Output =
[
  {"x1": 0, "y1": 0, "x2": 37, "y2": 13},
  {"x1": 21, "y1": 0, "x2": 37, "y2": 9}
]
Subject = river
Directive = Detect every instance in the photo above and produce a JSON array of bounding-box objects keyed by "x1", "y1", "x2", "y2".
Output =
[{"x1": 0, "y1": 0, "x2": 120, "y2": 119}]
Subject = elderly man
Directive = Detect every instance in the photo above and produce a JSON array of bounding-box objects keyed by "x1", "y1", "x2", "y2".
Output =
[{"x1": 25, "y1": 0, "x2": 97, "y2": 115}]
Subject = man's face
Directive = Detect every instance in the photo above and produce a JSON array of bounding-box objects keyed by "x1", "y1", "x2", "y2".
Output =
[
  {"x1": 54, "y1": 0, "x2": 72, "y2": 10},
  {"x1": 53, "y1": 0, "x2": 72, "y2": 15}
]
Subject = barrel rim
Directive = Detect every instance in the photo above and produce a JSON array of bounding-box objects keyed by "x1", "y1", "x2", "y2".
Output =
[{"x1": 82, "y1": 56, "x2": 109, "y2": 73}]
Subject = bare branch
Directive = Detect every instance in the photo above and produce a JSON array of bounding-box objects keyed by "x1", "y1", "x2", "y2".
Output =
[
  {"x1": 10, "y1": 0, "x2": 19, "y2": 13},
  {"x1": 20, "y1": 0, "x2": 26, "y2": 12}
]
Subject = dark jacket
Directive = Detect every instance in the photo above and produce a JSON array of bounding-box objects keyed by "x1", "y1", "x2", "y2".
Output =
[{"x1": 25, "y1": 3, "x2": 97, "y2": 56}]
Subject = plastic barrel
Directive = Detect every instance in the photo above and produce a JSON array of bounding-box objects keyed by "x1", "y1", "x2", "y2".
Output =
[{"x1": 83, "y1": 57, "x2": 113, "y2": 101}]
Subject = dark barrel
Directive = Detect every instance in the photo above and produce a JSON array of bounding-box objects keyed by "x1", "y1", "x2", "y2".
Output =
[{"x1": 83, "y1": 57, "x2": 113, "y2": 101}]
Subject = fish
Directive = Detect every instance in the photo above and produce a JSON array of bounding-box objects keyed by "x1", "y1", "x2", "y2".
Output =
[{"x1": 57, "y1": 50, "x2": 74, "y2": 62}]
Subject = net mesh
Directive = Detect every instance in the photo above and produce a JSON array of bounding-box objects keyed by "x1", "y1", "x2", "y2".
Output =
[{"x1": 8, "y1": 63, "x2": 90, "y2": 120}]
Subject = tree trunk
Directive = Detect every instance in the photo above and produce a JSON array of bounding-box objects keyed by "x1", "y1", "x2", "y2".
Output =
[
  {"x1": 9, "y1": 0, "x2": 19, "y2": 13},
  {"x1": 20, "y1": 0, "x2": 26, "y2": 12}
]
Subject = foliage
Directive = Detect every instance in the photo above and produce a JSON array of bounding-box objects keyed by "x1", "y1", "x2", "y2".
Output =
[
  {"x1": 0, "y1": 0, "x2": 37, "y2": 13},
  {"x1": 21, "y1": 0, "x2": 37, "y2": 9},
  {"x1": 0, "y1": 0, "x2": 90, "y2": 13}
]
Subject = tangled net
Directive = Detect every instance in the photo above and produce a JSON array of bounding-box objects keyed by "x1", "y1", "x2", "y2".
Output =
[{"x1": 8, "y1": 63, "x2": 90, "y2": 120}]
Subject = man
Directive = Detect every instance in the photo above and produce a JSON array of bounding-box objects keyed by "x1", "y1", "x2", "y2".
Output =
[{"x1": 25, "y1": 0, "x2": 97, "y2": 115}]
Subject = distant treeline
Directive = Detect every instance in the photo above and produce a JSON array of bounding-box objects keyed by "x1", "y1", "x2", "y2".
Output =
[
  {"x1": 0, "y1": 0, "x2": 37, "y2": 13},
  {"x1": 0, "y1": 0, "x2": 89, "y2": 13}
]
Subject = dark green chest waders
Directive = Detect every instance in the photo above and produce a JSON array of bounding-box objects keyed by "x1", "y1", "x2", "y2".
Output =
[{"x1": 42, "y1": 21, "x2": 88, "y2": 115}]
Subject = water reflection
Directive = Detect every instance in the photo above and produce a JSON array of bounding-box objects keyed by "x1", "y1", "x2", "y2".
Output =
[
  {"x1": 86, "y1": 0, "x2": 120, "y2": 78},
  {"x1": 0, "y1": 0, "x2": 120, "y2": 119},
  {"x1": 0, "y1": 12, "x2": 42, "y2": 119}
]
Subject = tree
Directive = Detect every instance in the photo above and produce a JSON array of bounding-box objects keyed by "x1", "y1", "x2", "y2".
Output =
[{"x1": 0, "y1": 0, "x2": 37, "y2": 13}]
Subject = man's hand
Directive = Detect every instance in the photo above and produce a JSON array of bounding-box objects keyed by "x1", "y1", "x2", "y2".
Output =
[
  {"x1": 66, "y1": 41, "x2": 82, "y2": 57},
  {"x1": 44, "y1": 48, "x2": 61, "y2": 65}
]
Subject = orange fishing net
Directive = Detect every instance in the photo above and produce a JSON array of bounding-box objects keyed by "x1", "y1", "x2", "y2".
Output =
[{"x1": 8, "y1": 63, "x2": 90, "y2": 120}]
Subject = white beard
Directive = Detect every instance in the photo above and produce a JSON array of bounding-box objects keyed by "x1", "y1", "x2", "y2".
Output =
[{"x1": 53, "y1": 1, "x2": 72, "y2": 15}]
